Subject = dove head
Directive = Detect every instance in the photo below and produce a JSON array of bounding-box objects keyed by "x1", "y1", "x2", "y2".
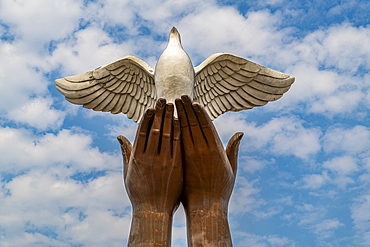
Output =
[
  {"x1": 154, "y1": 26, "x2": 194, "y2": 115},
  {"x1": 169, "y1": 27, "x2": 181, "y2": 45}
]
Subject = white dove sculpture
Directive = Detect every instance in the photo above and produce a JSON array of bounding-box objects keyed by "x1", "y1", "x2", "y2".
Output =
[{"x1": 55, "y1": 27, "x2": 294, "y2": 122}]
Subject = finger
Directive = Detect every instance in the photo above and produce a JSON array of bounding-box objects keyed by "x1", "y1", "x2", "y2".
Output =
[
  {"x1": 225, "y1": 132, "x2": 244, "y2": 177},
  {"x1": 173, "y1": 118, "x2": 181, "y2": 157},
  {"x1": 181, "y1": 95, "x2": 206, "y2": 147},
  {"x1": 117, "y1": 136, "x2": 132, "y2": 180},
  {"x1": 192, "y1": 103, "x2": 217, "y2": 145},
  {"x1": 146, "y1": 98, "x2": 166, "y2": 154},
  {"x1": 181, "y1": 95, "x2": 199, "y2": 127},
  {"x1": 161, "y1": 103, "x2": 174, "y2": 157},
  {"x1": 135, "y1": 107, "x2": 155, "y2": 154},
  {"x1": 175, "y1": 98, "x2": 192, "y2": 146}
]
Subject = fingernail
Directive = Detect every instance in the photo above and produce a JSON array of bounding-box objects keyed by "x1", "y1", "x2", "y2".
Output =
[
  {"x1": 157, "y1": 98, "x2": 166, "y2": 108},
  {"x1": 193, "y1": 103, "x2": 200, "y2": 112},
  {"x1": 167, "y1": 103, "x2": 174, "y2": 112},
  {"x1": 117, "y1": 136, "x2": 123, "y2": 144},
  {"x1": 236, "y1": 132, "x2": 244, "y2": 143},
  {"x1": 173, "y1": 119, "x2": 179, "y2": 127},
  {"x1": 181, "y1": 95, "x2": 190, "y2": 103},
  {"x1": 146, "y1": 108, "x2": 155, "y2": 117}
]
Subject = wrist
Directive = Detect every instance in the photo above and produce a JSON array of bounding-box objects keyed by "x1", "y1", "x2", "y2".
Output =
[
  {"x1": 132, "y1": 203, "x2": 175, "y2": 215},
  {"x1": 127, "y1": 208, "x2": 173, "y2": 247},
  {"x1": 184, "y1": 202, "x2": 233, "y2": 247},
  {"x1": 183, "y1": 196, "x2": 229, "y2": 211},
  {"x1": 185, "y1": 202, "x2": 229, "y2": 224}
]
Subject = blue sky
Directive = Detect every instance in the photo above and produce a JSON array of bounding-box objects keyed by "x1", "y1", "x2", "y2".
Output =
[{"x1": 0, "y1": 0, "x2": 370, "y2": 246}]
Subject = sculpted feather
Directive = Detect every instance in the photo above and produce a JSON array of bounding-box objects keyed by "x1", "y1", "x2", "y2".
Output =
[{"x1": 55, "y1": 27, "x2": 294, "y2": 122}]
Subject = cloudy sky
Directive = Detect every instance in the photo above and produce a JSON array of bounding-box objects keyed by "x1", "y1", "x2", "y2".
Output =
[{"x1": 1, "y1": 0, "x2": 370, "y2": 246}]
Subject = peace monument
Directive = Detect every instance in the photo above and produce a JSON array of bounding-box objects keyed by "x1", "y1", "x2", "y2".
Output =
[{"x1": 55, "y1": 27, "x2": 294, "y2": 246}]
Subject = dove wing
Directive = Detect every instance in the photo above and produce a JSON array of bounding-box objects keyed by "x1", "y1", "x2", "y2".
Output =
[
  {"x1": 193, "y1": 53, "x2": 295, "y2": 120},
  {"x1": 55, "y1": 56, "x2": 157, "y2": 123}
]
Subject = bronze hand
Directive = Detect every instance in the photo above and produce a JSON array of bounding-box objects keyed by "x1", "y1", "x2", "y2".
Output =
[
  {"x1": 176, "y1": 95, "x2": 243, "y2": 247},
  {"x1": 118, "y1": 99, "x2": 182, "y2": 247}
]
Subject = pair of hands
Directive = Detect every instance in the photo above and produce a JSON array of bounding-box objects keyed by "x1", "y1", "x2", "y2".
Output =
[{"x1": 118, "y1": 95, "x2": 243, "y2": 247}]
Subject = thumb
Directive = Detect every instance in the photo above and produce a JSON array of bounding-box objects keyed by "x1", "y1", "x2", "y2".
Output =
[
  {"x1": 117, "y1": 135, "x2": 132, "y2": 180},
  {"x1": 225, "y1": 132, "x2": 244, "y2": 177}
]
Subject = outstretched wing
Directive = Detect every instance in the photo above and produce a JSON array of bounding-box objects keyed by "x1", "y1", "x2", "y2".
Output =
[
  {"x1": 193, "y1": 53, "x2": 295, "y2": 120},
  {"x1": 55, "y1": 56, "x2": 157, "y2": 123}
]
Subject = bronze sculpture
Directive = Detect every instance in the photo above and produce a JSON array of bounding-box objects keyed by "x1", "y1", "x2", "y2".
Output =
[
  {"x1": 118, "y1": 96, "x2": 243, "y2": 246},
  {"x1": 55, "y1": 27, "x2": 294, "y2": 122},
  {"x1": 118, "y1": 98, "x2": 182, "y2": 246},
  {"x1": 55, "y1": 27, "x2": 294, "y2": 246}
]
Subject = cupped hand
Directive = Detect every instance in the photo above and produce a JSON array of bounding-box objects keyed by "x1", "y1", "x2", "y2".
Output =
[
  {"x1": 118, "y1": 98, "x2": 182, "y2": 214},
  {"x1": 175, "y1": 95, "x2": 243, "y2": 210}
]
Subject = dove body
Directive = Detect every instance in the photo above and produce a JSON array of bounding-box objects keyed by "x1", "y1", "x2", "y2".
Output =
[{"x1": 154, "y1": 28, "x2": 195, "y2": 105}]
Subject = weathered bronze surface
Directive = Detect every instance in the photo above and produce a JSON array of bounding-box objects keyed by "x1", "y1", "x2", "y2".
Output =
[
  {"x1": 118, "y1": 96, "x2": 243, "y2": 246},
  {"x1": 54, "y1": 26, "x2": 293, "y2": 247},
  {"x1": 118, "y1": 98, "x2": 182, "y2": 246}
]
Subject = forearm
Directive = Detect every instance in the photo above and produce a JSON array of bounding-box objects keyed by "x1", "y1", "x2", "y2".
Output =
[
  {"x1": 185, "y1": 202, "x2": 233, "y2": 247},
  {"x1": 127, "y1": 208, "x2": 173, "y2": 247}
]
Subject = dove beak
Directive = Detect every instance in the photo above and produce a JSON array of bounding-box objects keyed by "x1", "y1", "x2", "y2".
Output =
[
  {"x1": 169, "y1": 27, "x2": 181, "y2": 44},
  {"x1": 171, "y1": 27, "x2": 179, "y2": 34}
]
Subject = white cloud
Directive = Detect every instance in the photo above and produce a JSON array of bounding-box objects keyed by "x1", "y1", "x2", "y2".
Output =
[
  {"x1": 268, "y1": 118, "x2": 321, "y2": 159},
  {"x1": 0, "y1": 123, "x2": 183, "y2": 246},
  {"x1": 0, "y1": 41, "x2": 51, "y2": 110},
  {"x1": 178, "y1": 8, "x2": 290, "y2": 66},
  {"x1": 0, "y1": 26, "x2": 68, "y2": 129},
  {"x1": 215, "y1": 114, "x2": 321, "y2": 159},
  {"x1": 266, "y1": 24, "x2": 370, "y2": 115},
  {"x1": 253, "y1": 206, "x2": 284, "y2": 219},
  {"x1": 0, "y1": 170, "x2": 131, "y2": 246},
  {"x1": 0, "y1": 127, "x2": 121, "y2": 173},
  {"x1": 310, "y1": 89, "x2": 364, "y2": 114},
  {"x1": 308, "y1": 190, "x2": 337, "y2": 199},
  {"x1": 351, "y1": 195, "x2": 370, "y2": 245},
  {"x1": 319, "y1": 23, "x2": 370, "y2": 73},
  {"x1": 295, "y1": 203, "x2": 326, "y2": 226},
  {"x1": 313, "y1": 218, "x2": 344, "y2": 239},
  {"x1": 301, "y1": 171, "x2": 330, "y2": 190},
  {"x1": 323, "y1": 156, "x2": 359, "y2": 175},
  {"x1": 280, "y1": 22, "x2": 370, "y2": 77},
  {"x1": 87, "y1": 0, "x2": 135, "y2": 28},
  {"x1": 230, "y1": 177, "x2": 262, "y2": 214},
  {"x1": 50, "y1": 24, "x2": 138, "y2": 75},
  {"x1": 0, "y1": 0, "x2": 83, "y2": 51},
  {"x1": 322, "y1": 156, "x2": 359, "y2": 188},
  {"x1": 283, "y1": 203, "x2": 344, "y2": 240},
  {"x1": 0, "y1": 125, "x2": 132, "y2": 246},
  {"x1": 246, "y1": 195, "x2": 293, "y2": 219},
  {"x1": 105, "y1": 115, "x2": 138, "y2": 143},
  {"x1": 323, "y1": 125, "x2": 370, "y2": 155},
  {"x1": 274, "y1": 196, "x2": 294, "y2": 206},
  {"x1": 327, "y1": 1, "x2": 357, "y2": 16},
  {"x1": 280, "y1": 62, "x2": 365, "y2": 115},
  {"x1": 7, "y1": 97, "x2": 66, "y2": 130},
  {"x1": 235, "y1": 232, "x2": 295, "y2": 247},
  {"x1": 240, "y1": 156, "x2": 275, "y2": 173},
  {"x1": 0, "y1": 1, "x2": 137, "y2": 130},
  {"x1": 91, "y1": 0, "x2": 215, "y2": 34}
]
